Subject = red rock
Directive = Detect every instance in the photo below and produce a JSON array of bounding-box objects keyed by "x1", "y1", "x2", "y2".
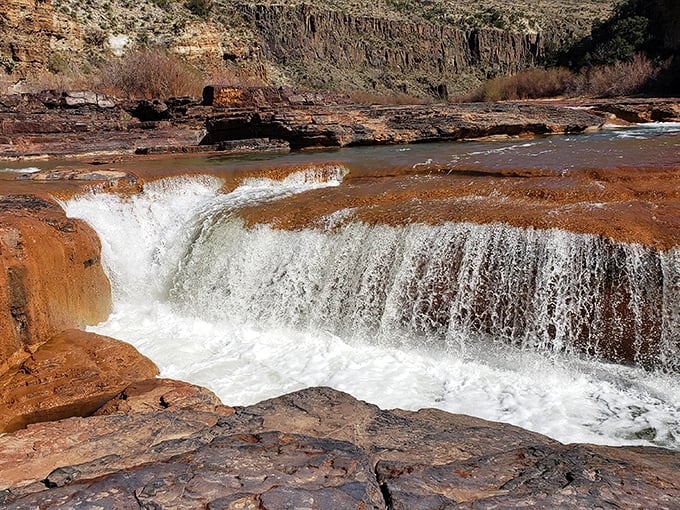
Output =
[
  {"x1": 0, "y1": 330, "x2": 159, "y2": 433},
  {"x1": 0, "y1": 195, "x2": 111, "y2": 374},
  {"x1": 0, "y1": 387, "x2": 678, "y2": 508},
  {"x1": 93, "y1": 377, "x2": 234, "y2": 416}
]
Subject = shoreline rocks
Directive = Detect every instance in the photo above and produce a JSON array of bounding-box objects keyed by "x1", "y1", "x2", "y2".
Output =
[
  {"x1": 202, "y1": 101, "x2": 606, "y2": 149},
  {"x1": 0, "y1": 194, "x2": 111, "y2": 374},
  {"x1": 0, "y1": 330, "x2": 159, "y2": 433},
  {"x1": 1, "y1": 88, "x2": 679, "y2": 161},
  {"x1": 1, "y1": 387, "x2": 679, "y2": 508}
]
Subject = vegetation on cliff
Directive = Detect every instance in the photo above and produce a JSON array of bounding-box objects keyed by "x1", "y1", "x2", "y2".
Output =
[
  {"x1": 1, "y1": 0, "x2": 617, "y2": 99},
  {"x1": 2, "y1": 0, "x2": 677, "y2": 100},
  {"x1": 466, "y1": 0, "x2": 680, "y2": 100}
]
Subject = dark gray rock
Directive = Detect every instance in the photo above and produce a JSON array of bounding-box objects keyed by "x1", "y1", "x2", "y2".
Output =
[{"x1": 1, "y1": 387, "x2": 679, "y2": 509}]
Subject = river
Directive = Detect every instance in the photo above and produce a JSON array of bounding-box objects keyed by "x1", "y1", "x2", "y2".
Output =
[{"x1": 61, "y1": 122, "x2": 680, "y2": 450}]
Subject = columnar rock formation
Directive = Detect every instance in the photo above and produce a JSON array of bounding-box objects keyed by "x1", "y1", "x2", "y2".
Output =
[
  {"x1": 238, "y1": 4, "x2": 542, "y2": 95},
  {"x1": 0, "y1": 0, "x2": 616, "y2": 96}
]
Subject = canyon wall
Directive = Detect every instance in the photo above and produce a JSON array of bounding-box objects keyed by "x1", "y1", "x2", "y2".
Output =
[
  {"x1": 1, "y1": 1, "x2": 615, "y2": 97},
  {"x1": 239, "y1": 4, "x2": 541, "y2": 96}
]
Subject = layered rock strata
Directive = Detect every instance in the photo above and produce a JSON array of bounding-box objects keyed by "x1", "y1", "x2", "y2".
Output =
[
  {"x1": 0, "y1": 91, "x2": 612, "y2": 159},
  {"x1": 203, "y1": 102, "x2": 605, "y2": 149},
  {"x1": 0, "y1": 387, "x2": 678, "y2": 508},
  {"x1": 0, "y1": 92, "x2": 209, "y2": 159}
]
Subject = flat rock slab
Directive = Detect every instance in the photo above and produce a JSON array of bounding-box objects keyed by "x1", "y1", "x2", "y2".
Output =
[
  {"x1": 1, "y1": 387, "x2": 679, "y2": 508},
  {"x1": 3, "y1": 432, "x2": 384, "y2": 510},
  {"x1": 203, "y1": 103, "x2": 605, "y2": 149}
]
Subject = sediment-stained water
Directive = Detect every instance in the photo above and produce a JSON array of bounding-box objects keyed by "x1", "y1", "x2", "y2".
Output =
[{"x1": 62, "y1": 124, "x2": 680, "y2": 450}]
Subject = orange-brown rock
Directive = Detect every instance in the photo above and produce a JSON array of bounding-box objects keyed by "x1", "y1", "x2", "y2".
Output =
[
  {"x1": 593, "y1": 100, "x2": 680, "y2": 123},
  {"x1": 237, "y1": 164, "x2": 680, "y2": 251},
  {"x1": 93, "y1": 377, "x2": 234, "y2": 416},
  {"x1": 0, "y1": 330, "x2": 158, "y2": 433},
  {"x1": 0, "y1": 194, "x2": 111, "y2": 374},
  {"x1": 0, "y1": 0, "x2": 55, "y2": 76}
]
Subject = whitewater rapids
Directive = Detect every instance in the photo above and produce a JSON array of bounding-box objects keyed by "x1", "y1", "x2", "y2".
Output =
[{"x1": 62, "y1": 167, "x2": 680, "y2": 450}]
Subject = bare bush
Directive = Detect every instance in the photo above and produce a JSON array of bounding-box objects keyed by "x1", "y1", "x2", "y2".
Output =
[
  {"x1": 571, "y1": 53, "x2": 657, "y2": 97},
  {"x1": 457, "y1": 67, "x2": 576, "y2": 102},
  {"x1": 97, "y1": 49, "x2": 204, "y2": 99},
  {"x1": 456, "y1": 54, "x2": 657, "y2": 102}
]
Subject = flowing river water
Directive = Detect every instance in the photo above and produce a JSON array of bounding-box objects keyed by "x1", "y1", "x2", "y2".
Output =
[{"x1": 61, "y1": 123, "x2": 680, "y2": 449}]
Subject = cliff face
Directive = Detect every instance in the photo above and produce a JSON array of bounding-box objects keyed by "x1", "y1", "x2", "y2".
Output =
[
  {"x1": 0, "y1": 0, "x2": 55, "y2": 77},
  {"x1": 241, "y1": 4, "x2": 541, "y2": 96},
  {"x1": 1, "y1": 0, "x2": 615, "y2": 97}
]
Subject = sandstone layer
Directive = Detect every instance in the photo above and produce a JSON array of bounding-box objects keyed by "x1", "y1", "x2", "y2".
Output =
[
  {"x1": 0, "y1": 330, "x2": 158, "y2": 433},
  {"x1": 0, "y1": 92, "x2": 209, "y2": 159},
  {"x1": 0, "y1": 193, "x2": 111, "y2": 374},
  {"x1": 0, "y1": 90, "x2": 613, "y2": 159},
  {"x1": 236, "y1": 163, "x2": 680, "y2": 252},
  {"x1": 203, "y1": 101, "x2": 606, "y2": 149},
  {"x1": 0, "y1": 387, "x2": 678, "y2": 508}
]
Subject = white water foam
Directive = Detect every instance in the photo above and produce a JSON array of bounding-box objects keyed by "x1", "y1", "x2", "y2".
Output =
[
  {"x1": 62, "y1": 172, "x2": 680, "y2": 450},
  {"x1": 1, "y1": 167, "x2": 41, "y2": 174}
]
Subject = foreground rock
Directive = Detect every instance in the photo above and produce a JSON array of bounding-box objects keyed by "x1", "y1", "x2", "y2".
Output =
[
  {"x1": 0, "y1": 194, "x2": 111, "y2": 374},
  {"x1": 203, "y1": 102, "x2": 605, "y2": 149},
  {"x1": 0, "y1": 387, "x2": 678, "y2": 508},
  {"x1": 0, "y1": 330, "x2": 158, "y2": 433}
]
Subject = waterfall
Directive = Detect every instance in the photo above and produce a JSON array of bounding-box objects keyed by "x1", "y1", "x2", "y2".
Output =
[
  {"x1": 170, "y1": 210, "x2": 678, "y2": 372},
  {"x1": 62, "y1": 169, "x2": 680, "y2": 449}
]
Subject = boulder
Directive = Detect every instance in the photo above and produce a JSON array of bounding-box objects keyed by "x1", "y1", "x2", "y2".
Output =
[
  {"x1": 0, "y1": 195, "x2": 111, "y2": 374},
  {"x1": 0, "y1": 330, "x2": 159, "y2": 433},
  {"x1": 1, "y1": 387, "x2": 679, "y2": 508}
]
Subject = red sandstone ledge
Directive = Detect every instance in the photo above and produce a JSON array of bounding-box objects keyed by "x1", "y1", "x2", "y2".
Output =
[{"x1": 2, "y1": 88, "x2": 677, "y2": 161}]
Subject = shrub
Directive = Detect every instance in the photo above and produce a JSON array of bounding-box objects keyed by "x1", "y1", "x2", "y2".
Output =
[
  {"x1": 459, "y1": 67, "x2": 576, "y2": 102},
  {"x1": 572, "y1": 53, "x2": 657, "y2": 97},
  {"x1": 0, "y1": 54, "x2": 16, "y2": 74},
  {"x1": 97, "y1": 48, "x2": 204, "y2": 99},
  {"x1": 185, "y1": 0, "x2": 211, "y2": 19},
  {"x1": 456, "y1": 53, "x2": 656, "y2": 101}
]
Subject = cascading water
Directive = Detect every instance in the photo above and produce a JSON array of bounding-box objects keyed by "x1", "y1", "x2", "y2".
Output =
[
  {"x1": 63, "y1": 166, "x2": 680, "y2": 450},
  {"x1": 172, "y1": 217, "x2": 678, "y2": 369}
]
